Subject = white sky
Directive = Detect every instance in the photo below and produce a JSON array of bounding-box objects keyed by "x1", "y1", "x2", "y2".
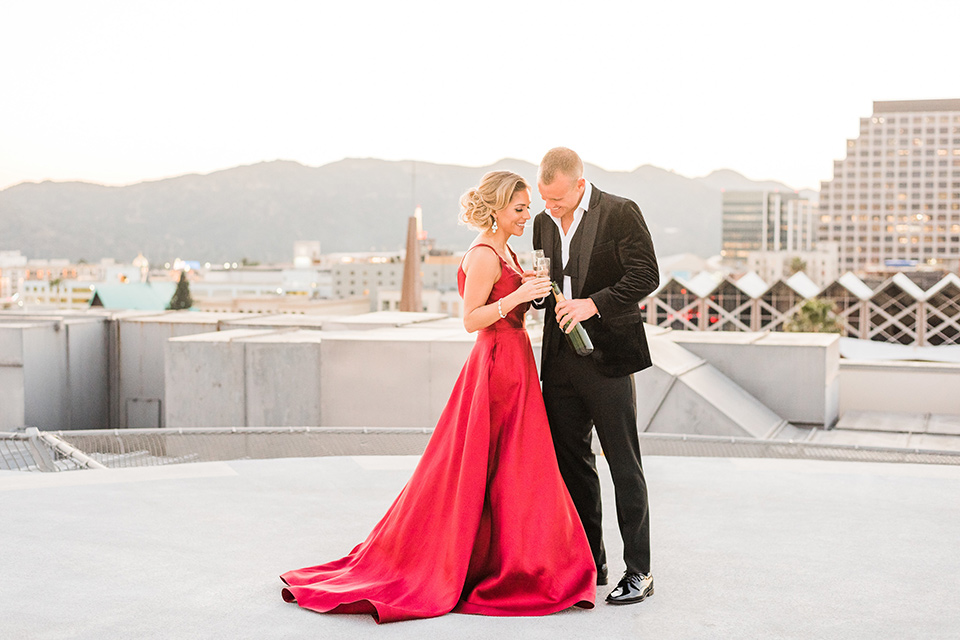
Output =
[{"x1": 1, "y1": 0, "x2": 958, "y2": 191}]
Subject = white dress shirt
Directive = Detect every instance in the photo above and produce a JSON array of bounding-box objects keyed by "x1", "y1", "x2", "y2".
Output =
[{"x1": 548, "y1": 181, "x2": 592, "y2": 299}]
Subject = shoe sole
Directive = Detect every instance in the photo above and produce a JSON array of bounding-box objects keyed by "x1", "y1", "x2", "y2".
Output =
[{"x1": 605, "y1": 586, "x2": 654, "y2": 605}]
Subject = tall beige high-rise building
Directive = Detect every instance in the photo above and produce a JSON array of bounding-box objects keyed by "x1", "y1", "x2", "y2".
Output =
[{"x1": 818, "y1": 99, "x2": 960, "y2": 273}]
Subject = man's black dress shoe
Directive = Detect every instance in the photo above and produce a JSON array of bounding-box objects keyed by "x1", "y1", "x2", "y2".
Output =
[
  {"x1": 596, "y1": 564, "x2": 608, "y2": 586},
  {"x1": 605, "y1": 572, "x2": 654, "y2": 605}
]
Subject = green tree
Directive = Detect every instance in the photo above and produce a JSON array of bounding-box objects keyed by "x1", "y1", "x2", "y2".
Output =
[
  {"x1": 789, "y1": 257, "x2": 807, "y2": 275},
  {"x1": 49, "y1": 277, "x2": 63, "y2": 305},
  {"x1": 168, "y1": 271, "x2": 194, "y2": 310},
  {"x1": 784, "y1": 298, "x2": 842, "y2": 333}
]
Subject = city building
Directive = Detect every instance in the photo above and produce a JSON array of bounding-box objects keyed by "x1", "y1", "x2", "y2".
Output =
[
  {"x1": 745, "y1": 241, "x2": 840, "y2": 288},
  {"x1": 292, "y1": 241, "x2": 322, "y2": 268},
  {"x1": 188, "y1": 265, "x2": 333, "y2": 300},
  {"x1": 818, "y1": 98, "x2": 960, "y2": 273},
  {"x1": 722, "y1": 190, "x2": 816, "y2": 262},
  {"x1": 0, "y1": 251, "x2": 28, "y2": 307},
  {"x1": 89, "y1": 282, "x2": 177, "y2": 311},
  {"x1": 1, "y1": 253, "x2": 146, "y2": 310},
  {"x1": 333, "y1": 253, "x2": 461, "y2": 311}
]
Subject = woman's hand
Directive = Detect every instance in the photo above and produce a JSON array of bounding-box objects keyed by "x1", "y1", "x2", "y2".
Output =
[
  {"x1": 512, "y1": 275, "x2": 551, "y2": 303},
  {"x1": 520, "y1": 269, "x2": 538, "y2": 284}
]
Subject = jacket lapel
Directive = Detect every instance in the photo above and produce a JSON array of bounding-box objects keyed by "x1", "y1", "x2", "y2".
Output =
[
  {"x1": 541, "y1": 215, "x2": 562, "y2": 282},
  {"x1": 573, "y1": 185, "x2": 602, "y2": 298}
]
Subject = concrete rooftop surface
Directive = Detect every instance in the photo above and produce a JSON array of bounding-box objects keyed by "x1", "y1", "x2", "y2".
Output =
[{"x1": 2, "y1": 454, "x2": 959, "y2": 640}]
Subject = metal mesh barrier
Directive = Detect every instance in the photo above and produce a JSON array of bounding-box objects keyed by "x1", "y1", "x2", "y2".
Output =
[
  {"x1": 0, "y1": 434, "x2": 61, "y2": 472},
  {"x1": 0, "y1": 429, "x2": 104, "y2": 472},
  {"x1": 1, "y1": 427, "x2": 434, "y2": 471},
  {"x1": 2, "y1": 427, "x2": 959, "y2": 472},
  {"x1": 635, "y1": 433, "x2": 960, "y2": 465}
]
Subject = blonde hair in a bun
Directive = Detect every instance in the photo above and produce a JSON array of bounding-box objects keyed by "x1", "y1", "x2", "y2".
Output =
[{"x1": 459, "y1": 171, "x2": 529, "y2": 232}]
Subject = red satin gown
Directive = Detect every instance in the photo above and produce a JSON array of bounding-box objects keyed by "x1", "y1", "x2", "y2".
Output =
[{"x1": 280, "y1": 244, "x2": 596, "y2": 623}]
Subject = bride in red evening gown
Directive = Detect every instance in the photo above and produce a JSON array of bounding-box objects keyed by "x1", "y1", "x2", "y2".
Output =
[{"x1": 280, "y1": 171, "x2": 597, "y2": 623}]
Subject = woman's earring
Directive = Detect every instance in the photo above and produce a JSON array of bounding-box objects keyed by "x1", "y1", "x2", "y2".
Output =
[{"x1": 491, "y1": 218, "x2": 498, "y2": 233}]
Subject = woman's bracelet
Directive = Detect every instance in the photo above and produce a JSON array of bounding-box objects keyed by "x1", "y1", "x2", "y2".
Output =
[{"x1": 497, "y1": 299, "x2": 506, "y2": 319}]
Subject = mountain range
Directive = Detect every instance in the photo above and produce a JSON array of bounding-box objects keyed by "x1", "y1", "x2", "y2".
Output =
[{"x1": 0, "y1": 159, "x2": 817, "y2": 263}]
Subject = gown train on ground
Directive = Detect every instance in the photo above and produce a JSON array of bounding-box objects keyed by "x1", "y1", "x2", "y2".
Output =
[{"x1": 280, "y1": 245, "x2": 596, "y2": 623}]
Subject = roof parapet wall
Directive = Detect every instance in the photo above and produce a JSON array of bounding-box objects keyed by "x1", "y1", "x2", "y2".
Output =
[{"x1": 873, "y1": 98, "x2": 960, "y2": 113}]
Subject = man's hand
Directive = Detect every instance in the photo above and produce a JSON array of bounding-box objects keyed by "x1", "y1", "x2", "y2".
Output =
[{"x1": 556, "y1": 298, "x2": 598, "y2": 333}]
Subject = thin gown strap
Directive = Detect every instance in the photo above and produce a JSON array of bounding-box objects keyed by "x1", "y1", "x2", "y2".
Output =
[{"x1": 459, "y1": 243, "x2": 503, "y2": 270}]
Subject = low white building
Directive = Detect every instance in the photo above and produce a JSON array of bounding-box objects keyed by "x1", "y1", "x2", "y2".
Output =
[
  {"x1": 190, "y1": 266, "x2": 334, "y2": 300},
  {"x1": 745, "y1": 242, "x2": 840, "y2": 288}
]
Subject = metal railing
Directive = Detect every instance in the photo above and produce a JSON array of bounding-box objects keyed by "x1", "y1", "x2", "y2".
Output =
[{"x1": 2, "y1": 427, "x2": 959, "y2": 473}]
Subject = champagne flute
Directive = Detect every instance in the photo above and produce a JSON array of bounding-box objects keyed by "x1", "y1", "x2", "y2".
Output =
[
  {"x1": 530, "y1": 255, "x2": 551, "y2": 317},
  {"x1": 534, "y1": 257, "x2": 551, "y2": 301},
  {"x1": 531, "y1": 249, "x2": 544, "y2": 270},
  {"x1": 534, "y1": 256, "x2": 550, "y2": 280}
]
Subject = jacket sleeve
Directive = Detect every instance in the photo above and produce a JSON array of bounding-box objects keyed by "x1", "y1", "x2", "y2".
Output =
[{"x1": 588, "y1": 200, "x2": 659, "y2": 319}]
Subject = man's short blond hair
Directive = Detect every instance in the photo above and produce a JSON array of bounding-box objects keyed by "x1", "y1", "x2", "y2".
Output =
[{"x1": 538, "y1": 147, "x2": 583, "y2": 185}]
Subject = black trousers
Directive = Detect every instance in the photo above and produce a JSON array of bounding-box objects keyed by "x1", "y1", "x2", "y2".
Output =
[{"x1": 542, "y1": 344, "x2": 651, "y2": 575}]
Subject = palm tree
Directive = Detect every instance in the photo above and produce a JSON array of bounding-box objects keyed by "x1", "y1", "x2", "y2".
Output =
[{"x1": 784, "y1": 298, "x2": 842, "y2": 333}]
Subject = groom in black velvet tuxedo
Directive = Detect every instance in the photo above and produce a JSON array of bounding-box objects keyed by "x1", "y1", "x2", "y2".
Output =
[{"x1": 531, "y1": 147, "x2": 659, "y2": 605}]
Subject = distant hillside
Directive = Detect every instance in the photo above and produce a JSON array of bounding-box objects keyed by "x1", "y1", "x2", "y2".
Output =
[
  {"x1": 695, "y1": 169, "x2": 819, "y2": 201},
  {"x1": 0, "y1": 159, "x2": 815, "y2": 263}
]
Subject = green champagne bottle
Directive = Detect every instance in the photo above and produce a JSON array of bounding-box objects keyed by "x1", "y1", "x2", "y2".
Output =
[{"x1": 551, "y1": 281, "x2": 594, "y2": 357}]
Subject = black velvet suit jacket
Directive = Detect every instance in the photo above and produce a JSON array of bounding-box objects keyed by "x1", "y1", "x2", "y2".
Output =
[{"x1": 533, "y1": 185, "x2": 659, "y2": 379}]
